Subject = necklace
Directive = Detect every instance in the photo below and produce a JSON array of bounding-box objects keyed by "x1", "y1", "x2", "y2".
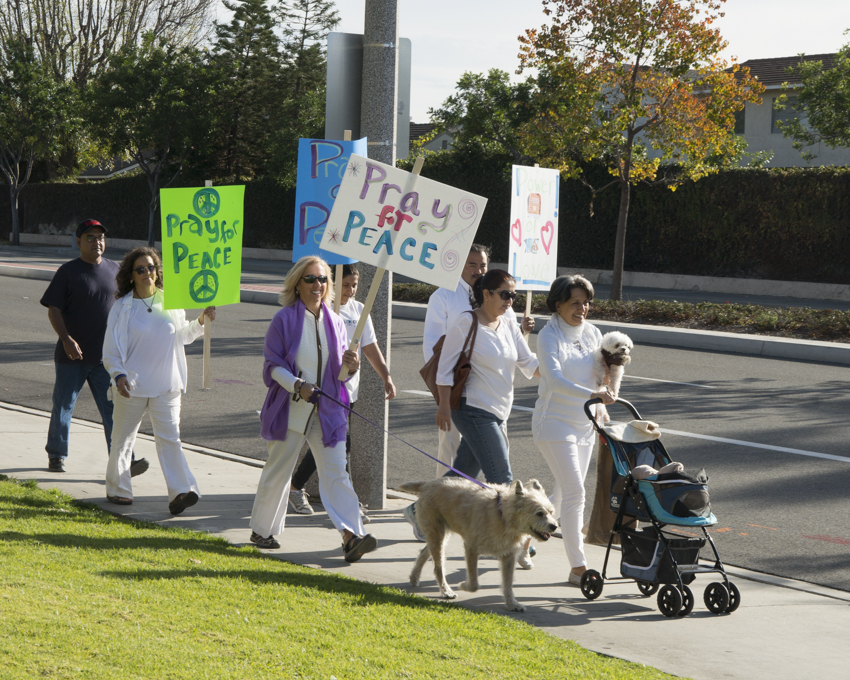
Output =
[{"x1": 139, "y1": 292, "x2": 155, "y2": 313}]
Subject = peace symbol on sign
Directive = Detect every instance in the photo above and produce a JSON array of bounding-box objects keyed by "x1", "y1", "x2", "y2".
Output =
[
  {"x1": 193, "y1": 188, "x2": 221, "y2": 218},
  {"x1": 190, "y1": 269, "x2": 219, "y2": 303}
]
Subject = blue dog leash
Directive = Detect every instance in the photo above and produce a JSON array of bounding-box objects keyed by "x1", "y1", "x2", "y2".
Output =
[{"x1": 311, "y1": 387, "x2": 489, "y2": 490}]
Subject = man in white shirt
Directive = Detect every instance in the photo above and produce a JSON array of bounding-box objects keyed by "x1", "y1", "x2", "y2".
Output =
[{"x1": 405, "y1": 244, "x2": 534, "y2": 541}]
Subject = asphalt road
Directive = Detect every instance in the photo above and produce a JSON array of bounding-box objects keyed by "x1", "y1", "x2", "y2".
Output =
[{"x1": 2, "y1": 275, "x2": 850, "y2": 592}]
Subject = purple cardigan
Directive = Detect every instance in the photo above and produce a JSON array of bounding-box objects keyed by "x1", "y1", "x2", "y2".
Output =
[{"x1": 259, "y1": 299, "x2": 350, "y2": 446}]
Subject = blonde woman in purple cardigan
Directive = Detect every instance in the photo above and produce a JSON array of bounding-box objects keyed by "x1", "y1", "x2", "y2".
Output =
[{"x1": 249, "y1": 256, "x2": 377, "y2": 562}]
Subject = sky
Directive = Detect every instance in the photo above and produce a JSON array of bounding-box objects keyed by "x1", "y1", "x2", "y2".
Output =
[{"x1": 217, "y1": 1, "x2": 850, "y2": 123}]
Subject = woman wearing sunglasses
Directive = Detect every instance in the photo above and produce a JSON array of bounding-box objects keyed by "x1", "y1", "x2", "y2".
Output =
[
  {"x1": 102, "y1": 247, "x2": 215, "y2": 514},
  {"x1": 435, "y1": 269, "x2": 540, "y2": 488},
  {"x1": 249, "y1": 256, "x2": 377, "y2": 562},
  {"x1": 531, "y1": 275, "x2": 615, "y2": 587}
]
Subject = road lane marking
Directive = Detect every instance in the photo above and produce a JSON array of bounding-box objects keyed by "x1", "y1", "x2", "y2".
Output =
[
  {"x1": 402, "y1": 390, "x2": 847, "y2": 463},
  {"x1": 660, "y1": 428, "x2": 849, "y2": 463},
  {"x1": 625, "y1": 375, "x2": 717, "y2": 389},
  {"x1": 803, "y1": 535, "x2": 850, "y2": 545}
]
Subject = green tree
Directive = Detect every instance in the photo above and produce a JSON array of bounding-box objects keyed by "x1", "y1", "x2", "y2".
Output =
[
  {"x1": 775, "y1": 40, "x2": 850, "y2": 162},
  {"x1": 0, "y1": 0, "x2": 214, "y2": 88},
  {"x1": 425, "y1": 69, "x2": 536, "y2": 163},
  {"x1": 0, "y1": 40, "x2": 78, "y2": 245},
  {"x1": 86, "y1": 36, "x2": 215, "y2": 245},
  {"x1": 268, "y1": 0, "x2": 339, "y2": 185},
  {"x1": 518, "y1": 0, "x2": 763, "y2": 300},
  {"x1": 208, "y1": 0, "x2": 286, "y2": 179},
  {"x1": 1, "y1": 0, "x2": 216, "y2": 177}
]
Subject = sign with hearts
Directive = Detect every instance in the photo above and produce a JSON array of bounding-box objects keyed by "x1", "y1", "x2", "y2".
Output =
[{"x1": 508, "y1": 165, "x2": 559, "y2": 291}]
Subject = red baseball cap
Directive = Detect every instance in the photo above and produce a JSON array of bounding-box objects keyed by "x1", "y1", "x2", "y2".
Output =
[{"x1": 76, "y1": 219, "x2": 107, "y2": 238}]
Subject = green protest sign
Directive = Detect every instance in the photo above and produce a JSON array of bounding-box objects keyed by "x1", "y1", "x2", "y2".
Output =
[{"x1": 160, "y1": 185, "x2": 245, "y2": 310}]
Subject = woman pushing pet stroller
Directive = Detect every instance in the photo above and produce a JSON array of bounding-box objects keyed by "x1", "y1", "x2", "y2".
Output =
[{"x1": 532, "y1": 275, "x2": 615, "y2": 587}]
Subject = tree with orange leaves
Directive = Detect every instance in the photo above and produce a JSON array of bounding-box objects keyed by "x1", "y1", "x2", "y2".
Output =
[{"x1": 518, "y1": 0, "x2": 764, "y2": 300}]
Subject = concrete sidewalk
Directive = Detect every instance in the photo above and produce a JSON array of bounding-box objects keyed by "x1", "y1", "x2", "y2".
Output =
[{"x1": 3, "y1": 401, "x2": 848, "y2": 680}]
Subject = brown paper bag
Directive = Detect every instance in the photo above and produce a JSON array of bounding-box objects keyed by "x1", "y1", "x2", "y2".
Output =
[{"x1": 585, "y1": 435, "x2": 626, "y2": 546}]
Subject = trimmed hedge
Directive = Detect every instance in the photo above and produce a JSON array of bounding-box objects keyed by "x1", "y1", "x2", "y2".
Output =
[
  {"x1": 3, "y1": 158, "x2": 849, "y2": 283},
  {"x1": 400, "y1": 151, "x2": 850, "y2": 284},
  {"x1": 0, "y1": 174, "x2": 298, "y2": 249}
]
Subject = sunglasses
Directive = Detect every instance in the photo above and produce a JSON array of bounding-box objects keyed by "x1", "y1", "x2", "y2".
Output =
[
  {"x1": 133, "y1": 265, "x2": 157, "y2": 275},
  {"x1": 490, "y1": 289, "x2": 517, "y2": 301},
  {"x1": 302, "y1": 275, "x2": 328, "y2": 284},
  {"x1": 84, "y1": 234, "x2": 106, "y2": 243}
]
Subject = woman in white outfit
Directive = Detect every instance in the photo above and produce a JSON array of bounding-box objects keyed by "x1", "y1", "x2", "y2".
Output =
[
  {"x1": 532, "y1": 275, "x2": 614, "y2": 585},
  {"x1": 249, "y1": 256, "x2": 377, "y2": 563},
  {"x1": 102, "y1": 247, "x2": 214, "y2": 515}
]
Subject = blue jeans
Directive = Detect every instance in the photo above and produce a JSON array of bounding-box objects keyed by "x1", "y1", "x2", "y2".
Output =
[
  {"x1": 45, "y1": 362, "x2": 114, "y2": 461},
  {"x1": 446, "y1": 399, "x2": 512, "y2": 485}
]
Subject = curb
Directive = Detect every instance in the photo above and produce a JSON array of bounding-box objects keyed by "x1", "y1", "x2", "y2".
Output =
[{"x1": 5, "y1": 264, "x2": 850, "y2": 366}]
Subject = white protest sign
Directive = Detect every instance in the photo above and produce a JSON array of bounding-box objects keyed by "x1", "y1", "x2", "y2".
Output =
[
  {"x1": 508, "y1": 165, "x2": 560, "y2": 291},
  {"x1": 319, "y1": 154, "x2": 487, "y2": 289}
]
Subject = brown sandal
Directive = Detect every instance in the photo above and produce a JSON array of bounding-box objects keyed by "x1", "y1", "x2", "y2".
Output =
[{"x1": 107, "y1": 495, "x2": 133, "y2": 505}]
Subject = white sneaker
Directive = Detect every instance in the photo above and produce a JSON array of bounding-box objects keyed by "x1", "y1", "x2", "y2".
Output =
[
  {"x1": 403, "y1": 503, "x2": 426, "y2": 542},
  {"x1": 360, "y1": 503, "x2": 371, "y2": 524},
  {"x1": 517, "y1": 547, "x2": 534, "y2": 570},
  {"x1": 288, "y1": 488, "x2": 314, "y2": 515}
]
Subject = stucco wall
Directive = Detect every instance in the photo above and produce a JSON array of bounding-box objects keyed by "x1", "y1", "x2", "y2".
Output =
[{"x1": 740, "y1": 90, "x2": 850, "y2": 168}]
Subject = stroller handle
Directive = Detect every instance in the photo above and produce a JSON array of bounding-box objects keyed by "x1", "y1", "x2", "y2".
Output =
[{"x1": 584, "y1": 397, "x2": 643, "y2": 424}]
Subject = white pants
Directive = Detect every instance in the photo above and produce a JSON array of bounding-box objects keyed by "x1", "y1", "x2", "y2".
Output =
[
  {"x1": 106, "y1": 391, "x2": 199, "y2": 502},
  {"x1": 537, "y1": 439, "x2": 594, "y2": 569},
  {"x1": 250, "y1": 419, "x2": 364, "y2": 539},
  {"x1": 436, "y1": 425, "x2": 461, "y2": 477}
]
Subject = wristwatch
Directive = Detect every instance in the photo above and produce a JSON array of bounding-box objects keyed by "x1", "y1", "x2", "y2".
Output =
[{"x1": 292, "y1": 379, "x2": 304, "y2": 401}]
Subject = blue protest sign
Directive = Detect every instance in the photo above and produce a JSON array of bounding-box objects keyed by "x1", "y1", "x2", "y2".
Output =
[{"x1": 292, "y1": 137, "x2": 367, "y2": 264}]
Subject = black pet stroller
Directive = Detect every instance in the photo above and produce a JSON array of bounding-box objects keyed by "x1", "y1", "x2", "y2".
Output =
[{"x1": 578, "y1": 398, "x2": 740, "y2": 617}]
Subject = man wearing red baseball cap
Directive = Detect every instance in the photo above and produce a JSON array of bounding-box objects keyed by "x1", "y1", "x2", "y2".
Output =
[{"x1": 39, "y1": 219, "x2": 148, "y2": 477}]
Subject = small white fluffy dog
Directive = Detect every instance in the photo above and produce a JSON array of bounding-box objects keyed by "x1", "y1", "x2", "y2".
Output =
[
  {"x1": 400, "y1": 477, "x2": 558, "y2": 612},
  {"x1": 593, "y1": 331, "x2": 633, "y2": 422}
]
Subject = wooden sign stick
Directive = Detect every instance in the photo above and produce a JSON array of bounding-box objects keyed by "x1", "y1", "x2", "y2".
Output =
[
  {"x1": 337, "y1": 156, "x2": 425, "y2": 380},
  {"x1": 334, "y1": 264, "x2": 343, "y2": 314},
  {"x1": 202, "y1": 179, "x2": 213, "y2": 389},
  {"x1": 523, "y1": 164, "x2": 540, "y2": 340}
]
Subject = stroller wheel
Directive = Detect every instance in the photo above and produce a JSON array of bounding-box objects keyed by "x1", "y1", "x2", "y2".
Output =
[
  {"x1": 580, "y1": 570, "x2": 603, "y2": 600},
  {"x1": 657, "y1": 585, "x2": 683, "y2": 617},
  {"x1": 676, "y1": 585, "x2": 694, "y2": 617},
  {"x1": 636, "y1": 581, "x2": 659, "y2": 597},
  {"x1": 725, "y1": 582, "x2": 741, "y2": 613},
  {"x1": 704, "y1": 582, "x2": 730, "y2": 614}
]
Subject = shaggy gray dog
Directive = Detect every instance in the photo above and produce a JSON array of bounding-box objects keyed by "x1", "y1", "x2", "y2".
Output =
[{"x1": 400, "y1": 477, "x2": 557, "y2": 612}]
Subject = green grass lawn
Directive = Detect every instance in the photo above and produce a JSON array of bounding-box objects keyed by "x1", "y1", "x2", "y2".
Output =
[{"x1": 0, "y1": 476, "x2": 682, "y2": 680}]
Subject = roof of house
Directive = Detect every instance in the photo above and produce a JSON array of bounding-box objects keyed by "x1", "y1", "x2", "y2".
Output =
[
  {"x1": 738, "y1": 53, "x2": 837, "y2": 87},
  {"x1": 76, "y1": 157, "x2": 140, "y2": 180},
  {"x1": 409, "y1": 123, "x2": 435, "y2": 142}
]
